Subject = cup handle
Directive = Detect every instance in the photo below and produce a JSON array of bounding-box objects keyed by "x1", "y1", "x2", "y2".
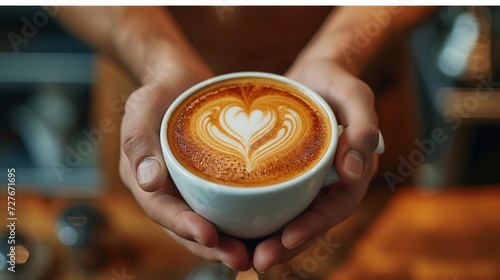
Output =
[{"x1": 322, "y1": 126, "x2": 385, "y2": 187}]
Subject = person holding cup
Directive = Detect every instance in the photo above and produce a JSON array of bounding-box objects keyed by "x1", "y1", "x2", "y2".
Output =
[{"x1": 56, "y1": 6, "x2": 436, "y2": 273}]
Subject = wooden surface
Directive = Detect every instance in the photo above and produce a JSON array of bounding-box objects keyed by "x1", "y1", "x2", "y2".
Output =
[
  {"x1": 0, "y1": 191, "x2": 200, "y2": 280},
  {"x1": 0, "y1": 183, "x2": 394, "y2": 280},
  {"x1": 3, "y1": 185, "x2": 500, "y2": 279},
  {"x1": 326, "y1": 185, "x2": 500, "y2": 280}
]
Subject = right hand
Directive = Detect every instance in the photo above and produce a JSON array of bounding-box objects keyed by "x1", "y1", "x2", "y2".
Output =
[
  {"x1": 249, "y1": 58, "x2": 381, "y2": 272},
  {"x1": 118, "y1": 67, "x2": 254, "y2": 271}
]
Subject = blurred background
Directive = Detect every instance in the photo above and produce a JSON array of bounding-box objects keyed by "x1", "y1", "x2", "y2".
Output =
[
  {"x1": 0, "y1": 6, "x2": 499, "y2": 280},
  {"x1": 410, "y1": 6, "x2": 500, "y2": 187},
  {"x1": 0, "y1": 7, "x2": 100, "y2": 196}
]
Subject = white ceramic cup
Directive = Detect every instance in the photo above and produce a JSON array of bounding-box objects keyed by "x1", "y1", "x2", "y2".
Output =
[{"x1": 160, "y1": 72, "x2": 384, "y2": 239}]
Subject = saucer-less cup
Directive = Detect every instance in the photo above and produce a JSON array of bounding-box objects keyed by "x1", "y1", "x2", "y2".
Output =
[{"x1": 160, "y1": 72, "x2": 384, "y2": 239}]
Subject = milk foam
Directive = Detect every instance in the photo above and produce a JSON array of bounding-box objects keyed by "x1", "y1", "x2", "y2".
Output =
[
  {"x1": 168, "y1": 82, "x2": 330, "y2": 187},
  {"x1": 197, "y1": 103, "x2": 300, "y2": 172}
]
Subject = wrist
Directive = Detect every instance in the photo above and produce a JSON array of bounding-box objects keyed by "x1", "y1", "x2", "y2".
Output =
[
  {"x1": 297, "y1": 7, "x2": 394, "y2": 77},
  {"x1": 139, "y1": 38, "x2": 212, "y2": 86},
  {"x1": 108, "y1": 7, "x2": 212, "y2": 85},
  {"x1": 291, "y1": 29, "x2": 365, "y2": 78},
  {"x1": 114, "y1": 32, "x2": 212, "y2": 87},
  {"x1": 318, "y1": 27, "x2": 389, "y2": 78},
  {"x1": 324, "y1": 30, "x2": 364, "y2": 77}
]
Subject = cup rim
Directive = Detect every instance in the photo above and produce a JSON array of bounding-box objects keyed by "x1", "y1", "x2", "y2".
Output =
[{"x1": 160, "y1": 71, "x2": 338, "y2": 194}]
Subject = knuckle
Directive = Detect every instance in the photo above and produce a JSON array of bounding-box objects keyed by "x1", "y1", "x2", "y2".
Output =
[
  {"x1": 124, "y1": 88, "x2": 148, "y2": 114},
  {"x1": 309, "y1": 210, "x2": 331, "y2": 236},
  {"x1": 143, "y1": 197, "x2": 167, "y2": 228},
  {"x1": 352, "y1": 80, "x2": 375, "y2": 105},
  {"x1": 358, "y1": 124, "x2": 380, "y2": 156},
  {"x1": 121, "y1": 125, "x2": 149, "y2": 157},
  {"x1": 335, "y1": 187, "x2": 357, "y2": 222},
  {"x1": 329, "y1": 78, "x2": 375, "y2": 105},
  {"x1": 124, "y1": 93, "x2": 137, "y2": 115},
  {"x1": 147, "y1": 205, "x2": 162, "y2": 226},
  {"x1": 360, "y1": 82, "x2": 376, "y2": 106},
  {"x1": 118, "y1": 156, "x2": 130, "y2": 185}
]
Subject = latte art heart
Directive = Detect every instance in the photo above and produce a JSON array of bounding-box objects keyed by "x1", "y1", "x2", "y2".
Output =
[
  {"x1": 168, "y1": 82, "x2": 330, "y2": 187},
  {"x1": 197, "y1": 103, "x2": 302, "y2": 172}
]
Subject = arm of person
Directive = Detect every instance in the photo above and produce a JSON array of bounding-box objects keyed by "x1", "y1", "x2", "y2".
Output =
[
  {"x1": 251, "y1": 6, "x2": 438, "y2": 272},
  {"x1": 57, "y1": 7, "x2": 211, "y2": 83},
  {"x1": 55, "y1": 6, "x2": 438, "y2": 273},
  {"x1": 287, "y1": 6, "x2": 437, "y2": 184},
  {"x1": 290, "y1": 6, "x2": 437, "y2": 77},
  {"x1": 56, "y1": 7, "x2": 255, "y2": 271}
]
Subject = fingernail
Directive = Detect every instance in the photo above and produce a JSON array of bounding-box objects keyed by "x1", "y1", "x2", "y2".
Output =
[
  {"x1": 343, "y1": 151, "x2": 365, "y2": 180},
  {"x1": 256, "y1": 259, "x2": 279, "y2": 274},
  {"x1": 137, "y1": 157, "x2": 160, "y2": 185},
  {"x1": 193, "y1": 236, "x2": 204, "y2": 245},
  {"x1": 222, "y1": 262, "x2": 236, "y2": 271},
  {"x1": 255, "y1": 268, "x2": 266, "y2": 274},
  {"x1": 287, "y1": 238, "x2": 306, "y2": 250}
]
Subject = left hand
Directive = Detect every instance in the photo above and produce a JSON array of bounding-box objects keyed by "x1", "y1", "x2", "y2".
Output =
[
  {"x1": 119, "y1": 67, "x2": 255, "y2": 271},
  {"x1": 251, "y1": 59, "x2": 381, "y2": 273}
]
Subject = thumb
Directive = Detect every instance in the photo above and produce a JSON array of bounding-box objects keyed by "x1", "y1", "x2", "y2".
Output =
[
  {"x1": 335, "y1": 122, "x2": 379, "y2": 185},
  {"x1": 120, "y1": 85, "x2": 172, "y2": 192}
]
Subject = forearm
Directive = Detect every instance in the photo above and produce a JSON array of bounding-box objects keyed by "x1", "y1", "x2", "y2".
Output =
[
  {"x1": 57, "y1": 7, "x2": 211, "y2": 84},
  {"x1": 296, "y1": 6, "x2": 437, "y2": 76}
]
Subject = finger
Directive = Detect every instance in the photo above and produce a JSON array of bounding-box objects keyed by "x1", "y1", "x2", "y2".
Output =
[
  {"x1": 329, "y1": 77, "x2": 379, "y2": 184},
  {"x1": 253, "y1": 235, "x2": 283, "y2": 273},
  {"x1": 287, "y1": 61, "x2": 380, "y2": 185},
  {"x1": 281, "y1": 155, "x2": 375, "y2": 249},
  {"x1": 321, "y1": 66, "x2": 379, "y2": 185},
  {"x1": 121, "y1": 84, "x2": 177, "y2": 192},
  {"x1": 122, "y1": 148, "x2": 219, "y2": 248},
  {"x1": 335, "y1": 121, "x2": 379, "y2": 185},
  {"x1": 165, "y1": 230, "x2": 252, "y2": 271},
  {"x1": 252, "y1": 234, "x2": 318, "y2": 273},
  {"x1": 121, "y1": 70, "x2": 209, "y2": 192}
]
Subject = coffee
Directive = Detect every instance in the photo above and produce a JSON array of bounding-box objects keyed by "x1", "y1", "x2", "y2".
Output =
[{"x1": 167, "y1": 77, "x2": 331, "y2": 187}]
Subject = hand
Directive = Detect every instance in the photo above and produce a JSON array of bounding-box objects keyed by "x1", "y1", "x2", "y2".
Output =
[
  {"x1": 118, "y1": 68, "x2": 256, "y2": 271},
  {"x1": 249, "y1": 59, "x2": 381, "y2": 272},
  {"x1": 119, "y1": 60, "x2": 380, "y2": 273}
]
